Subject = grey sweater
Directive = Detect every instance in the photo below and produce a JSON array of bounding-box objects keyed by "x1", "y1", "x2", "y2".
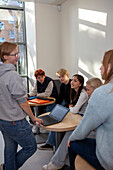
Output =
[
  {"x1": 69, "y1": 78, "x2": 113, "y2": 170},
  {"x1": 0, "y1": 63, "x2": 27, "y2": 121}
]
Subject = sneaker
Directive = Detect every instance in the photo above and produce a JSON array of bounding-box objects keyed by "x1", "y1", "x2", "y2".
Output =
[
  {"x1": 43, "y1": 162, "x2": 62, "y2": 170},
  {"x1": 0, "y1": 164, "x2": 3, "y2": 170},
  {"x1": 38, "y1": 143, "x2": 53, "y2": 150},
  {"x1": 32, "y1": 125, "x2": 38, "y2": 134}
]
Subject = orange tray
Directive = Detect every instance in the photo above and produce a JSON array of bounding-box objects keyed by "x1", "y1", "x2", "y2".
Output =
[{"x1": 28, "y1": 98, "x2": 50, "y2": 104}]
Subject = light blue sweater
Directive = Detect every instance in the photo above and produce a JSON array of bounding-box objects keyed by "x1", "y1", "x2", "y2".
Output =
[{"x1": 69, "y1": 78, "x2": 113, "y2": 170}]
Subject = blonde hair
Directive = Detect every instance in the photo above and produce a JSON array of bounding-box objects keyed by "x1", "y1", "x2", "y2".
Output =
[
  {"x1": 56, "y1": 68, "x2": 69, "y2": 77},
  {"x1": 0, "y1": 41, "x2": 17, "y2": 62},
  {"x1": 86, "y1": 78, "x2": 103, "y2": 90}
]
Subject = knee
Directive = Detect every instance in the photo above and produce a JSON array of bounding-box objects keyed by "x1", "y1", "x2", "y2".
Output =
[
  {"x1": 31, "y1": 142, "x2": 37, "y2": 155},
  {"x1": 27, "y1": 143, "x2": 37, "y2": 157}
]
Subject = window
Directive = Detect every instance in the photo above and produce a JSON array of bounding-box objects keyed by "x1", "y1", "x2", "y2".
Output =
[
  {"x1": 0, "y1": 0, "x2": 27, "y2": 76},
  {"x1": 0, "y1": 0, "x2": 29, "y2": 91}
]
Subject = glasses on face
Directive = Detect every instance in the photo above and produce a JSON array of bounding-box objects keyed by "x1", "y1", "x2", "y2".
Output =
[{"x1": 8, "y1": 53, "x2": 19, "y2": 58}]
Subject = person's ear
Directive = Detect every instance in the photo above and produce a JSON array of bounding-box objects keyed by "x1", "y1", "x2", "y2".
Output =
[
  {"x1": 67, "y1": 73, "x2": 69, "y2": 78},
  {"x1": 3, "y1": 55, "x2": 8, "y2": 61}
]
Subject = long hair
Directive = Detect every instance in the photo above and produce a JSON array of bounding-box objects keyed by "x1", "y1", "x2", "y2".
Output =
[
  {"x1": 102, "y1": 50, "x2": 113, "y2": 84},
  {"x1": 70, "y1": 74, "x2": 84, "y2": 105},
  {"x1": 0, "y1": 41, "x2": 17, "y2": 62}
]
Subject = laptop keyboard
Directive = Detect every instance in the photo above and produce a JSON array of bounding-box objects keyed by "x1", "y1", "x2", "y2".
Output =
[{"x1": 41, "y1": 115, "x2": 58, "y2": 125}]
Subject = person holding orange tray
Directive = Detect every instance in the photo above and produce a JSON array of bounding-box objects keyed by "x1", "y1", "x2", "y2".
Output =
[{"x1": 29, "y1": 69, "x2": 58, "y2": 133}]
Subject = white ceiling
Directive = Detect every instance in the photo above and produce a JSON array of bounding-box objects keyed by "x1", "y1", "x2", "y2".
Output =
[{"x1": 22, "y1": 0, "x2": 68, "y2": 5}]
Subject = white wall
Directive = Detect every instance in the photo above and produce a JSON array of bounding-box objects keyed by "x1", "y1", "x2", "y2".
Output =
[
  {"x1": 35, "y1": 4, "x2": 61, "y2": 79},
  {"x1": 60, "y1": 0, "x2": 113, "y2": 81},
  {"x1": 26, "y1": 0, "x2": 113, "y2": 81}
]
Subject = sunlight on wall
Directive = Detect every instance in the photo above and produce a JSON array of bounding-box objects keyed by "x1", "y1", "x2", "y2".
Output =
[
  {"x1": 78, "y1": 8, "x2": 107, "y2": 26},
  {"x1": 78, "y1": 58, "x2": 101, "y2": 80},
  {"x1": 78, "y1": 58, "x2": 89, "y2": 73},
  {"x1": 79, "y1": 24, "x2": 105, "y2": 38},
  {"x1": 78, "y1": 8, "x2": 107, "y2": 38},
  {"x1": 93, "y1": 62, "x2": 101, "y2": 77},
  {"x1": 77, "y1": 8, "x2": 107, "y2": 78}
]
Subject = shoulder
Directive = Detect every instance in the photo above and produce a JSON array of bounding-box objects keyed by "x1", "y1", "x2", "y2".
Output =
[
  {"x1": 80, "y1": 89, "x2": 88, "y2": 100},
  {"x1": 91, "y1": 83, "x2": 110, "y2": 98},
  {"x1": 88, "y1": 83, "x2": 111, "y2": 105},
  {"x1": 67, "y1": 79, "x2": 71, "y2": 87},
  {"x1": 7, "y1": 70, "x2": 20, "y2": 81},
  {"x1": 69, "y1": 79, "x2": 71, "y2": 83},
  {"x1": 81, "y1": 89, "x2": 88, "y2": 96},
  {"x1": 46, "y1": 76, "x2": 53, "y2": 82}
]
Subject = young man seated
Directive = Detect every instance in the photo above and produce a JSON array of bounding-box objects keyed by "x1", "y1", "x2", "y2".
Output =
[{"x1": 38, "y1": 68, "x2": 71, "y2": 150}]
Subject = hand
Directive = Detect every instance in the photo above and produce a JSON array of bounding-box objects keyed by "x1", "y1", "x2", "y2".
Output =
[
  {"x1": 32, "y1": 117, "x2": 43, "y2": 126},
  {"x1": 69, "y1": 104, "x2": 74, "y2": 108},
  {"x1": 67, "y1": 140, "x2": 70, "y2": 147}
]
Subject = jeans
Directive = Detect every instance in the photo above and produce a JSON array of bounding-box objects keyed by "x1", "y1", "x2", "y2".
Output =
[
  {"x1": 46, "y1": 131, "x2": 56, "y2": 146},
  {"x1": 0, "y1": 118, "x2": 37, "y2": 170},
  {"x1": 51, "y1": 131, "x2": 72, "y2": 167},
  {"x1": 68, "y1": 138, "x2": 105, "y2": 170}
]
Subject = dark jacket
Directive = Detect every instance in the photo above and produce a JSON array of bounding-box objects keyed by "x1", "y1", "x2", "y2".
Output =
[
  {"x1": 37, "y1": 76, "x2": 58, "y2": 100},
  {"x1": 57, "y1": 79, "x2": 71, "y2": 107}
]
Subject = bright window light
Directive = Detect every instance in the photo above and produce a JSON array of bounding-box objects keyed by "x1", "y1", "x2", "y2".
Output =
[
  {"x1": 79, "y1": 8, "x2": 107, "y2": 26},
  {"x1": 78, "y1": 58, "x2": 89, "y2": 73},
  {"x1": 79, "y1": 24, "x2": 105, "y2": 38},
  {"x1": 78, "y1": 58, "x2": 101, "y2": 78}
]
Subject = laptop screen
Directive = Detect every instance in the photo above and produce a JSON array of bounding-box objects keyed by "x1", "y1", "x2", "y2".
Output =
[{"x1": 50, "y1": 104, "x2": 69, "y2": 121}]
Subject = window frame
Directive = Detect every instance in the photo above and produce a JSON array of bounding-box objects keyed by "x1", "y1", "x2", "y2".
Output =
[{"x1": 0, "y1": 1, "x2": 29, "y2": 91}]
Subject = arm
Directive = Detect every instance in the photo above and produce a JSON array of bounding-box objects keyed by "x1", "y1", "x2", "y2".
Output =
[
  {"x1": 69, "y1": 90, "x2": 88, "y2": 114},
  {"x1": 29, "y1": 82, "x2": 37, "y2": 96},
  {"x1": 20, "y1": 101, "x2": 43, "y2": 124},
  {"x1": 37, "y1": 81, "x2": 53, "y2": 97},
  {"x1": 69, "y1": 90, "x2": 108, "y2": 142},
  {"x1": 9, "y1": 73, "x2": 43, "y2": 124}
]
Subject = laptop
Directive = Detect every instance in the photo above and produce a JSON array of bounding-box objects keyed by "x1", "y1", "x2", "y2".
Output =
[{"x1": 38, "y1": 104, "x2": 70, "y2": 126}]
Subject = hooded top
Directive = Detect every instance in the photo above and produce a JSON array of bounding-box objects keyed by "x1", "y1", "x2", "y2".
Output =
[{"x1": 0, "y1": 63, "x2": 27, "y2": 121}]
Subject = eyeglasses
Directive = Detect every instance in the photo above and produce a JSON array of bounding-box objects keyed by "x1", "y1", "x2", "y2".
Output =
[{"x1": 8, "y1": 53, "x2": 19, "y2": 58}]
